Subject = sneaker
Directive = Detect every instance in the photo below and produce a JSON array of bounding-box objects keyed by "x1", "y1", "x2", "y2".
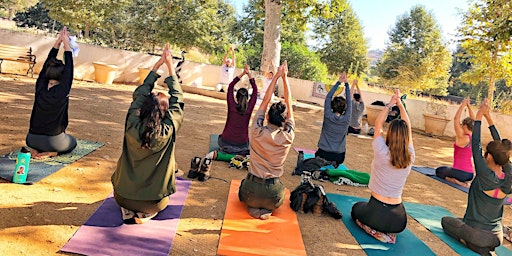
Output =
[
  {"x1": 198, "y1": 158, "x2": 212, "y2": 182},
  {"x1": 187, "y1": 156, "x2": 201, "y2": 179}
]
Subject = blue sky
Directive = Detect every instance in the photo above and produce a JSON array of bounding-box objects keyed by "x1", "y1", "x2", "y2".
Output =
[{"x1": 228, "y1": 0, "x2": 469, "y2": 50}]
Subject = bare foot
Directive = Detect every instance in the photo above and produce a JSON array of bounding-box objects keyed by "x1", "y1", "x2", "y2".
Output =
[
  {"x1": 445, "y1": 177, "x2": 471, "y2": 188},
  {"x1": 33, "y1": 151, "x2": 58, "y2": 160}
]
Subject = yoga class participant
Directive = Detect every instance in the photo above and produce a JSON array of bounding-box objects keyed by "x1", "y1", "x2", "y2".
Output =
[
  {"x1": 316, "y1": 72, "x2": 352, "y2": 166},
  {"x1": 112, "y1": 44, "x2": 185, "y2": 224},
  {"x1": 351, "y1": 89, "x2": 414, "y2": 243},
  {"x1": 348, "y1": 79, "x2": 365, "y2": 134},
  {"x1": 436, "y1": 97, "x2": 475, "y2": 187},
  {"x1": 442, "y1": 98, "x2": 512, "y2": 255},
  {"x1": 216, "y1": 45, "x2": 236, "y2": 92},
  {"x1": 238, "y1": 61, "x2": 295, "y2": 220},
  {"x1": 188, "y1": 64, "x2": 258, "y2": 181},
  {"x1": 26, "y1": 26, "x2": 77, "y2": 159}
]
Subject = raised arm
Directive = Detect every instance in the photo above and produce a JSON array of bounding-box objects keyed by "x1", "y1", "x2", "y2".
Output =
[
  {"x1": 395, "y1": 89, "x2": 412, "y2": 145},
  {"x1": 160, "y1": 45, "x2": 184, "y2": 134},
  {"x1": 227, "y1": 67, "x2": 246, "y2": 110},
  {"x1": 481, "y1": 98, "x2": 501, "y2": 141},
  {"x1": 374, "y1": 92, "x2": 398, "y2": 139},
  {"x1": 281, "y1": 61, "x2": 293, "y2": 122},
  {"x1": 454, "y1": 98, "x2": 470, "y2": 145},
  {"x1": 246, "y1": 65, "x2": 258, "y2": 111},
  {"x1": 473, "y1": 99, "x2": 488, "y2": 175},
  {"x1": 324, "y1": 73, "x2": 347, "y2": 114},
  {"x1": 466, "y1": 97, "x2": 475, "y2": 120},
  {"x1": 231, "y1": 46, "x2": 236, "y2": 67},
  {"x1": 258, "y1": 64, "x2": 282, "y2": 112},
  {"x1": 36, "y1": 28, "x2": 65, "y2": 88},
  {"x1": 59, "y1": 27, "x2": 74, "y2": 91}
]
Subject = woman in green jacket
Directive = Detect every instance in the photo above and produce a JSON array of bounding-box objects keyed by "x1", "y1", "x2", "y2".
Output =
[{"x1": 111, "y1": 44, "x2": 185, "y2": 224}]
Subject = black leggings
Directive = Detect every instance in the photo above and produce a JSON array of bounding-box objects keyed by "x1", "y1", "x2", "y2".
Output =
[
  {"x1": 315, "y1": 148, "x2": 345, "y2": 166},
  {"x1": 351, "y1": 196, "x2": 407, "y2": 233},
  {"x1": 26, "y1": 132, "x2": 77, "y2": 154},
  {"x1": 435, "y1": 166, "x2": 474, "y2": 182},
  {"x1": 441, "y1": 217, "x2": 502, "y2": 255}
]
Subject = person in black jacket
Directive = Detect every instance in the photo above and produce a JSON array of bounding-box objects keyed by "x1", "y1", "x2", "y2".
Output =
[{"x1": 26, "y1": 26, "x2": 77, "y2": 159}]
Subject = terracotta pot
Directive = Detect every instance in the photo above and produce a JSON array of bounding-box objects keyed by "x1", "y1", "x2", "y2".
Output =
[
  {"x1": 366, "y1": 105, "x2": 385, "y2": 125},
  {"x1": 93, "y1": 62, "x2": 118, "y2": 84},
  {"x1": 423, "y1": 113, "x2": 450, "y2": 136}
]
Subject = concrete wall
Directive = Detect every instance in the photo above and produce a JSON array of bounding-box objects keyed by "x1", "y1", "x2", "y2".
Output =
[{"x1": 1, "y1": 29, "x2": 510, "y2": 141}]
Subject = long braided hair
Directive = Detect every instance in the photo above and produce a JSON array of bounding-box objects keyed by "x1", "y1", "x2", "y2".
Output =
[{"x1": 140, "y1": 92, "x2": 169, "y2": 149}]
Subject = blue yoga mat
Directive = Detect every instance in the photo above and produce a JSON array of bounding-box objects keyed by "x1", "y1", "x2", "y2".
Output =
[
  {"x1": 61, "y1": 177, "x2": 192, "y2": 256},
  {"x1": 0, "y1": 140, "x2": 104, "y2": 184},
  {"x1": 326, "y1": 193, "x2": 435, "y2": 255},
  {"x1": 412, "y1": 166, "x2": 470, "y2": 193},
  {"x1": 412, "y1": 166, "x2": 512, "y2": 205},
  {"x1": 404, "y1": 202, "x2": 512, "y2": 256},
  {"x1": 209, "y1": 134, "x2": 220, "y2": 152}
]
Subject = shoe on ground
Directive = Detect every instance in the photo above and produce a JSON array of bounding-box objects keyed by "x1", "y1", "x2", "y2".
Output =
[
  {"x1": 187, "y1": 156, "x2": 201, "y2": 179},
  {"x1": 198, "y1": 158, "x2": 212, "y2": 182}
]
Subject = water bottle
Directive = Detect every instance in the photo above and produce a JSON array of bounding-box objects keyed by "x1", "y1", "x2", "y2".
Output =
[
  {"x1": 364, "y1": 122, "x2": 369, "y2": 134},
  {"x1": 12, "y1": 147, "x2": 31, "y2": 184}
]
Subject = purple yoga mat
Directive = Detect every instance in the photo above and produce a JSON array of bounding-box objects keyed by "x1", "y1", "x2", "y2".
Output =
[{"x1": 61, "y1": 178, "x2": 192, "y2": 256}]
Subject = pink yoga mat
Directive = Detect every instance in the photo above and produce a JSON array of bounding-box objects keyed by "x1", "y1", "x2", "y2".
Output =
[
  {"x1": 293, "y1": 147, "x2": 316, "y2": 155},
  {"x1": 61, "y1": 177, "x2": 191, "y2": 256}
]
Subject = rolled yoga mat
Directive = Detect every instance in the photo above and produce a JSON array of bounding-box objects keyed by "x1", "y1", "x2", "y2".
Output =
[
  {"x1": 61, "y1": 177, "x2": 192, "y2": 256},
  {"x1": 217, "y1": 180, "x2": 307, "y2": 256}
]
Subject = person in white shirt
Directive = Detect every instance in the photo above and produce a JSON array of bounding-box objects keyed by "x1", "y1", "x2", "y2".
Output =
[{"x1": 217, "y1": 46, "x2": 236, "y2": 92}]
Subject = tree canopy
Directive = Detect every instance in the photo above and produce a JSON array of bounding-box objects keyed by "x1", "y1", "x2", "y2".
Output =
[
  {"x1": 457, "y1": 0, "x2": 512, "y2": 104},
  {"x1": 376, "y1": 5, "x2": 451, "y2": 94},
  {"x1": 313, "y1": 2, "x2": 368, "y2": 76}
]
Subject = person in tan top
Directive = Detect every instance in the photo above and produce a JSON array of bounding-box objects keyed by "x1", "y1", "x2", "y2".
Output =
[{"x1": 238, "y1": 61, "x2": 295, "y2": 220}]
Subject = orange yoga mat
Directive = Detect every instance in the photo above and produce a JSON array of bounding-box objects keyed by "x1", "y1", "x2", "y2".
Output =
[{"x1": 217, "y1": 180, "x2": 307, "y2": 256}]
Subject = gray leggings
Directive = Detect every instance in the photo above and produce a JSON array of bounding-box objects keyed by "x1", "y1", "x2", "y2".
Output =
[
  {"x1": 26, "y1": 132, "x2": 77, "y2": 154},
  {"x1": 441, "y1": 217, "x2": 502, "y2": 255}
]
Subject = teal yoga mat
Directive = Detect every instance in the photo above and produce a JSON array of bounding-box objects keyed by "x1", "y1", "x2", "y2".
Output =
[
  {"x1": 326, "y1": 193, "x2": 435, "y2": 255},
  {"x1": 0, "y1": 139, "x2": 104, "y2": 184},
  {"x1": 404, "y1": 202, "x2": 512, "y2": 256},
  {"x1": 209, "y1": 134, "x2": 220, "y2": 152}
]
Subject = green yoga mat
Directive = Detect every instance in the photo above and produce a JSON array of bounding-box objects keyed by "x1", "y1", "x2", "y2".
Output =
[
  {"x1": 404, "y1": 202, "x2": 512, "y2": 256},
  {"x1": 326, "y1": 193, "x2": 435, "y2": 256},
  {"x1": 0, "y1": 140, "x2": 104, "y2": 184}
]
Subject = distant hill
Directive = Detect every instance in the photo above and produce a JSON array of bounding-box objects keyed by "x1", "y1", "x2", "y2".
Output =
[{"x1": 368, "y1": 49, "x2": 384, "y2": 66}]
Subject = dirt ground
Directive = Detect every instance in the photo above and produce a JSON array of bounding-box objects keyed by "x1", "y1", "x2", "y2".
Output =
[{"x1": 0, "y1": 73, "x2": 511, "y2": 256}]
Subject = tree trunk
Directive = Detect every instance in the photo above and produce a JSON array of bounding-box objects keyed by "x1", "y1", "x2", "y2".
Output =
[
  {"x1": 487, "y1": 41, "x2": 498, "y2": 106},
  {"x1": 261, "y1": 0, "x2": 282, "y2": 72},
  {"x1": 84, "y1": 23, "x2": 90, "y2": 39}
]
